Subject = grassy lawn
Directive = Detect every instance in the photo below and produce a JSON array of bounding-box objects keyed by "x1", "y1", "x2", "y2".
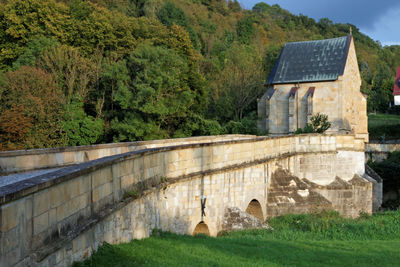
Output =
[
  {"x1": 74, "y1": 211, "x2": 400, "y2": 267},
  {"x1": 368, "y1": 113, "x2": 400, "y2": 140}
]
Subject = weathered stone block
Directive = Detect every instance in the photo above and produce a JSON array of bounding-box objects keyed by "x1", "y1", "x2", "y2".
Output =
[
  {"x1": 2, "y1": 247, "x2": 21, "y2": 267},
  {"x1": 33, "y1": 190, "x2": 50, "y2": 217},
  {"x1": 25, "y1": 196, "x2": 33, "y2": 220},
  {"x1": 78, "y1": 176, "x2": 90, "y2": 195},
  {"x1": 72, "y1": 234, "x2": 87, "y2": 253},
  {"x1": 50, "y1": 185, "x2": 65, "y2": 209},
  {"x1": 93, "y1": 182, "x2": 113, "y2": 203},
  {"x1": 92, "y1": 167, "x2": 112, "y2": 188},
  {"x1": 2, "y1": 227, "x2": 19, "y2": 253},
  {"x1": 121, "y1": 174, "x2": 135, "y2": 189},
  {"x1": 56, "y1": 193, "x2": 87, "y2": 222},
  {"x1": 49, "y1": 208, "x2": 57, "y2": 227},
  {"x1": 33, "y1": 211, "x2": 49, "y2": 235},
  {"x1": 1, "y1": 199, "x2": 24, "y2": 232}
]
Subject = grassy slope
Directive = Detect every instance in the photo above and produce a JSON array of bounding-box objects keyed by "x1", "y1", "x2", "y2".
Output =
[
  {"x1": 74, "y1": 211, "x2": 400, "y2": 267},
  {"x1": 369, "y1": 113, "x2": 400, "y2": 128},
  {"x1": 368, "y1": 113, "x2": 400, "y2": 140}
]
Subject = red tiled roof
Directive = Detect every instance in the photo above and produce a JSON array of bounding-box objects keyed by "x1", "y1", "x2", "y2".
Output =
[{"x1": 393, "y1": 67, "x2": 400, "y2": 96}]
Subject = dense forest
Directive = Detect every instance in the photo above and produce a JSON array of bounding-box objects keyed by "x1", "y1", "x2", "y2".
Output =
[{"x1": 1, "y1": 0, "x2": 400, "y2": 150}]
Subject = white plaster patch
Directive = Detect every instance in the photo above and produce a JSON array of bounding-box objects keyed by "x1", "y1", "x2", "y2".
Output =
[{"x1": 297, "y1": 189, "x2": 309, "y2": 198}]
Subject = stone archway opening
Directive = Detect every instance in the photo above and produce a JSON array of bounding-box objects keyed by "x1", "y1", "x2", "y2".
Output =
[
  {"x1": 245, "y1": 199, "x2": 264, "y2": 221},
  {"x1": 193, "y1": 221, "x2": 210, "y2": 236}
]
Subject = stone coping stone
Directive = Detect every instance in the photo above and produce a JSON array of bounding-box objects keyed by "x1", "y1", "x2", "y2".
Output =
[
  {"x1": 0, "y1": 135, "x2": 255, "y2": 157},
  {"x1": 0, "y1": 133, "x2": 359, "y2": 205},
  {"x1": 368, "y1": 140, "x2": 400, "y2": 144},
  {"x1": 365, "y1": 143, "x2": 400, "y2": 152}
]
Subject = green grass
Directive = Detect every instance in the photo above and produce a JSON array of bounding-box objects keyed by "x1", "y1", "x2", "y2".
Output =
[
  {"x1": 368, "y1": 113, "x2": 400, "y2": 140},
  {"x1": 74, "y1": 210, "x2": 400, "y2": 267},
  {"x1": 368, "y1": 113, "x2": 400, "y2": 128}
]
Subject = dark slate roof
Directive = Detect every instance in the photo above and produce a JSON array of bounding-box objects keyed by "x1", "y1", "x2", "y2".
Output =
[{"x1": 266, "y1": 35, "x2": 352, "y2": 85}]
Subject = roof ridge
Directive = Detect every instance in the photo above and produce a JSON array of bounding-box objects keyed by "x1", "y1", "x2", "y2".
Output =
[{"x1": 284, "y1": 35, "x2": 349, "y2": 46}]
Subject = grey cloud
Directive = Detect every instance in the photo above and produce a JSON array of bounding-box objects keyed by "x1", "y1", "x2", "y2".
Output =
[{"x1": 241, "y1": 0, "x2": 400, "y2": 30}]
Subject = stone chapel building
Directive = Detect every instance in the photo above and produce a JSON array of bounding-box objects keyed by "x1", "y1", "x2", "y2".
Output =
[{"x1": 258, "y1": 34, "x2": 368, "y2": 142}]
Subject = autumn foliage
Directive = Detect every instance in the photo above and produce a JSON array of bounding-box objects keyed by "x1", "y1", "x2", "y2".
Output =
[
  {"x1": 0, "y1": 0, "x2": 399, "y2": 150},
  {"x1": 0, "y1": 67, "x2": 65, "y2": 150}
]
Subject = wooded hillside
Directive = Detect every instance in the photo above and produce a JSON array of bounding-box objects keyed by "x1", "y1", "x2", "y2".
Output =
[{"x1": 0, "y1": 0, "x2": 399, "y2": 150}]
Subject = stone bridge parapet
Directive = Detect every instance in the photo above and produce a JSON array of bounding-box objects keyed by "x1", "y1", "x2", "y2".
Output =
[
  {"x1": 0, "y1": 134, "x2": 378, "y2": 266},
  {"x1": 366, "y1": 142, "x2": 400, "y2": 162},
  {"x1": 0, "y1": 135, "x2": 255, "y2": 175}
]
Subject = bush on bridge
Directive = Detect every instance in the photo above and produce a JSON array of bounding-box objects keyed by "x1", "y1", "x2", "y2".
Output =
[{"x1": 294, "y1": 113, "x2": 331, "y2": 134}]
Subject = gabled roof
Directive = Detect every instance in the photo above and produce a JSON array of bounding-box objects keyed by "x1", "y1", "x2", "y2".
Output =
[{"x1": 266, "y1": 35, "x2": 352, "y2": 85}]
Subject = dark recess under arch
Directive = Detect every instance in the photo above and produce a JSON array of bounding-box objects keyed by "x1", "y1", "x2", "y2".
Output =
[
  {"x1": 193, "y1": 221, "x2": 210, "y2": 236},
  {"x1": 245, "y1": 199, "x2": 264, "y2": 221}
]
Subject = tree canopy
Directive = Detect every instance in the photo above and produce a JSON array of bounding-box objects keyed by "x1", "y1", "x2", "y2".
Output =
[{"x1": 0, "y1": 0, "x2": 399, "y2": 150}]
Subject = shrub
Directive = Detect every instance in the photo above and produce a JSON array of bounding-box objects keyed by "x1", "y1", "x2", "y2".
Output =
[
  {"x1": 309, "y1": 113, "x2": 331, "y2": 133},
  {"x1": 123, "y1": 189, "x2": 138, "y2": 199},
  {"x1": 294, "y1": 113, "x2": 331, "y2": 134},
  {"x1": 225, "y1": 116, "x2": 259, "y2": 135}
]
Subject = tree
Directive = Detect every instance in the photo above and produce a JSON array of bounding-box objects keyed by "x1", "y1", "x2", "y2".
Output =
[
  {"x1": 98, "y1": 57, "x2": 130, "y2": 118},
  {"x1": 212, "y1": 44, "x2": 265, "y2": 121},
  {"x1": 263, "y1": 44, "x2": 282, "y2": 74},
  {"x1": 157, "y1": 2, "x2": 189, "y2": 27},
  {"x1": 37, "y1": 45, "x2": 96, "y2": 103},
  {"x1": 236, "y1": 17, "x2": 254, "y2": 44},
  {"x1": 68, "y1": 0, "x2": 136, "y2": 56},
  {"x1": 227, "y1": 0, "x2": 241, "y2": 12},
  {"x1": 0, "y1": 0, "x2": 70, "y2": 70},
  {"x1": 252, "y1": 2, "x2": 271, "y2": 13},
  {"x1": 62, "y1": 101, "x2": 103, "y2": 146},
  {"x1": 0, "y1": 66, "x2": 66, "y2": 150},
  {"x1": 0, "y1": 105, "x2": 32, "y2": 150},
  {"x1": 157, "y1": 2, "x2": 199, "y2": 49},
  {"x1": 112, "y1": 43, "x2": 196, "y2": 141},
  {"x1": 12, "y1": 36, "x2": 59, "y2": 70},
  {"x1": 368, "y1": 64, "x2": 394, "y2": 112}
]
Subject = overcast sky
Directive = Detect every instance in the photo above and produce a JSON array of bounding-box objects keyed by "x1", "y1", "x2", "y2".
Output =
[{"x1": 239, "y1": 0, "x2": 400, "y2": 46}]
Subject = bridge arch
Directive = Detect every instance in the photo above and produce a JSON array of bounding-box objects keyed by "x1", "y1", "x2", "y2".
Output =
[
  {"x1": 245, "y1": 199, "x2": 264, "y2": 221},
  {"x1": 193, "y1": 221, "x2": 210, "y2": 236}
]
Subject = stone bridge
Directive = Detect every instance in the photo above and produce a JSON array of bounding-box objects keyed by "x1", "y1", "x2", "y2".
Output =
[
  {"x1": 366, "y1": 142, "x2": 400, "y2": 162},
  {"x1": 0, "y1": 134, "x2": 381, "y2": 266}
]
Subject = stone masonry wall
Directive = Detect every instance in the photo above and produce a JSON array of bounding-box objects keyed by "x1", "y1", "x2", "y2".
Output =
[
  {"x1": 339, "y1": 36, "x2": 368, "y2": 142},
  {"x1": 0, "y1": 134, "x2": 373, "y2": 266},
  {"x1": 366, "y1": 142, "x2": 400, "y2": 162},
  {"x1": 0, "y1": 135, "x2": 254, "y2": 175}
]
